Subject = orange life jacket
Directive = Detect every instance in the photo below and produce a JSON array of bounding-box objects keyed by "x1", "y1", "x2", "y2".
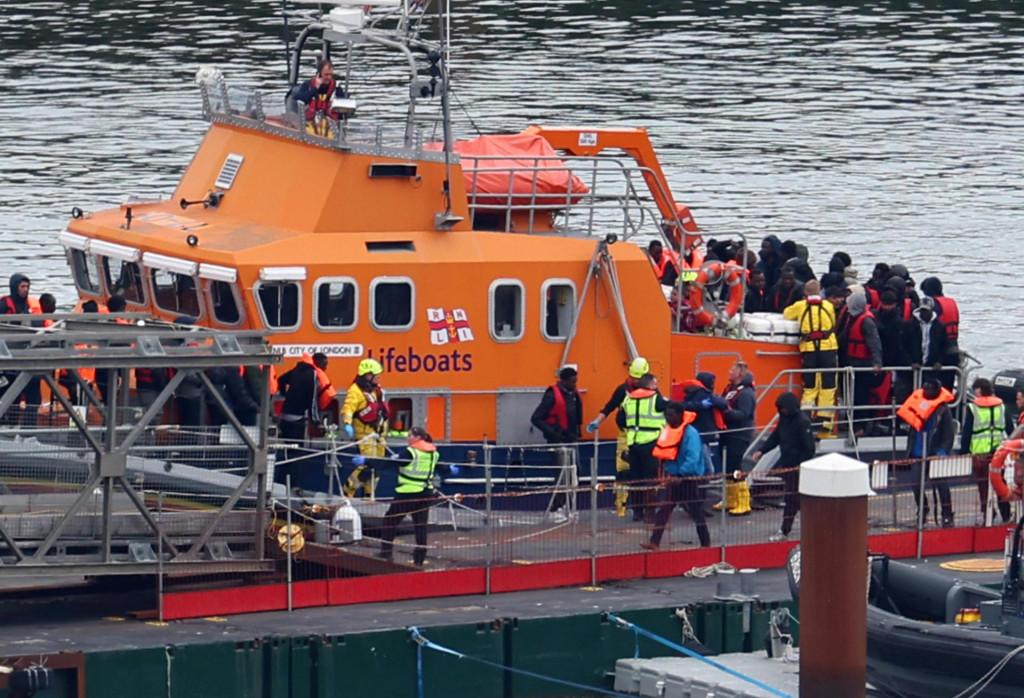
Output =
[
  {"x1": 650, "y1": 249, "x2": 680, "y2": 282},
  {"x1": 651, "y1": 412, "x2": 698, "y2": 461},
  {"x1": 542, "y1": 383, "x2": 573, "y2": 431},
  {"x1": 933, "y1": 296, "x2": 959, "y2": 342},
  {"x1": 304, "y1": 77, "x2": 337, "y2": 120},
  {"x1": 845, "y1": 310, "x2": 875, "y2": 360},
  {"x1": 300, "y1": 354, "x2": 337, "y2": 411},
  {"x1": 3, "y1": 295, "x2": 41, "y2": 314},
  {"x1": 897, "y1": 387, "x2": 954, "y2": 431},
  {"x1": 989, "y1": 439, "x2": 1023, "y2": 502}
]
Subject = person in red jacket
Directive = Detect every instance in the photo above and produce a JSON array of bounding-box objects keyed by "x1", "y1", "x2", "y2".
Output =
[{"x1": 530, "y1": 366, "x2": 584, "y2": 521}]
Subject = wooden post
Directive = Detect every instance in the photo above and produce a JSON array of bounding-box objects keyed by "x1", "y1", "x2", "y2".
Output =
[{"x1": 799, "y1": 453, "x2": 871, "y2": 698}]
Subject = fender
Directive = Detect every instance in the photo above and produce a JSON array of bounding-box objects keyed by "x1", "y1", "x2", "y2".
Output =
[{"x1": 989, "y1": 439, "x2": 1024, "y2": 502}]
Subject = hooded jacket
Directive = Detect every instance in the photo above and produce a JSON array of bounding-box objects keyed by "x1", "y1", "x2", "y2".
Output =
[
  {"x1": 761, "y1": 392, "x2": 816, "y2": 469},
  {"x1": 839, "y1": 291, "x2": 883, "y2": 366},
  {"x1": 757, "y1": 235, "x2": 784, "y2": 290},
  {"x1": 1, "y1": 273, "x2": 33, "y2": 314},
  {"x1": 683, "y1": 372, "x2": 728, "y2": 442},
  {"x1": 721, "y1": 372, "x2": 757, "y2": 441}
]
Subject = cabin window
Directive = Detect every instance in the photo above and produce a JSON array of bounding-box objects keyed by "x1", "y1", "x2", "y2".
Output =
[
  {"x1": 489, "y1": 280, "x2": 524, "y2": 342},
  {"x1": 370, "y1": 277, "x2": 414, "y2": 331},
  {"x1": 541, "y1": 280, "x2": 576, "y2": 341},
  {"x1": 208, "y1": 280, "x2": 242, "y2": 325},
  {"x1": 255, "y1": 281, "x2": 301, "y2": 329},
  {"x1": 314, "y1": 278, "x2": 358, "y2": 331},
  {"x1": 151, "y1": 269, "x2": 202, "y2": 319},
  {"x1": 70, "y1": 250, "x2": 101, "y2": 295},
  {"x1": 101, "y1": 257, "x2": 145, "y2": 305}
]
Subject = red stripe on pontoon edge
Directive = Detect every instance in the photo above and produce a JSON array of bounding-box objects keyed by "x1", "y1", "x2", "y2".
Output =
[{"x1": 161, "y1": 526, "x2": 1012, "y2": 620}]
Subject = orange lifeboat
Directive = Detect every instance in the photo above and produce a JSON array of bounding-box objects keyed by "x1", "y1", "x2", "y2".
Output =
[
  {"x1": 989, "y1": 439, "x2": 1024, "y2": 501},
  {"x1": 688, "y1": 261, "x2": 743, "y2": 328}
]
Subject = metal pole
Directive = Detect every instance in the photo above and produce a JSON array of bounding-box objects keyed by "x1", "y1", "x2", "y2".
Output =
[
  {"x1": 157, "y1": 491, "x2": 164, "y2": 623},
  {"x1": 286, "y1": 474, "x2": 293, "y2": 612},
  {"x1": 916, "y1": 432, "x2": 928, "y2": 559},
  {"x1": 484, "y1": 437, "x2": 493, "y2": 596},
  {"x1": 590, "y1": 433, "x2": 599, "y2": 587},
  {"x1": 719, "y1": 445, "x2": 727, "y2": 563}
]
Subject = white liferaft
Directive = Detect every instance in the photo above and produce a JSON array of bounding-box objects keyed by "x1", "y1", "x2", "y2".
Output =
[{"x1": 741, "y1": 312, "x2": 800, "y2": 345}]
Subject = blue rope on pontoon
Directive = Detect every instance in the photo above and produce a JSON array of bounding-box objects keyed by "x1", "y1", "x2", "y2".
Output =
[
  {"x1": 407, "y1": 626, "x2": 639, "y2": 698},
  {"x1": 604, "y1": 612, "x2": 793, "y2": 698}
]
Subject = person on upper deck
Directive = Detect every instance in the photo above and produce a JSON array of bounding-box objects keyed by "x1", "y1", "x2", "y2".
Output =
[
  {"x1": 838, "y1": 290, "x2": 883, "y2": 433},
  {"x1": 766, "y1": 266, "x2": 805, "y2": 312},
  {"x1": 295, "y1": 59, "x2": 345, "y2": 131},
  {"x1": 779, "y1": 240, "x2": 815, "y2": 284},
  {"x1": 0, "y1": 274, "x2": 40, "y2": 316},
  {"x1": 757, "y1": 235, "x2": 784, "y2": 291},
  {"x1": 919, "y1": 276, "x2": 960, "y2": 393},
  {"x1": 743, "y1": 269, "x2": 769, "y2": 313},
  {"x1": 646, "y1": 240, "x2": 679, "y2": 287},
  {"x1": 784, "y1": 279, "x2": 838, "y2": 435}
]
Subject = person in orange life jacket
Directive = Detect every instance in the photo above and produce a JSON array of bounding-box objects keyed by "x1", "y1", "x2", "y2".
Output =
[
  {"x1": 641, "y1": 403, "x2": 709, "y2": 551},
  {"x1": 586, "y1": 357, "x2": 649, "y2": 516},
  {"x1": 900, "y1": 377, "x2": 956, "y2": 527},
  {"x1": 959, "y1": 377, "x2": 1013, "y2": 524},
  {"x1": 837, "y1": 290, "x2": 883, "y2": 433},
  {"x1": 277, "y1": 355, "x2": 321, "y2": 443},
  {"x1": 531, "y1": 366, "x2": 584, "y2": 519},
  {"x1": 0, "y1": 273, "x2": 41, "y2": 317},
  {"x1": 647, "y1": 240, "x2": 679, "y2": 287},
  {"x1": 752, "y1": 391, "x2": 816, "y2": 541},
  {"x1": 719, "y1": 361, "x2": 757, "y2": 472},
  {"x1": 766, "y1": 266, "x2": 805, "y2": 313},
  {"x1": 682, "y1": 371, "x2": 728, "y2": 474},
  {"x1": 0, "y1": 274, "x2": 44, "y2": 427},
  {"x1": 743, "y1": 269, "x2": 769, "y2": 313},
  {"x1": 1012, "y1": 389, "x2": 1024, "y2": 441},
  {"x1": 919, "y1": 276, "x2": 960, "y2": 392},
  {"x1": 92, "y1": 295, "x2": 131, "y2": 405},
  {"x1": 620, "y1": 372, "x2": 668, "y2": 522},
  {"x1": 372, "y1": 427, "x2": 441, "y2": 565}
]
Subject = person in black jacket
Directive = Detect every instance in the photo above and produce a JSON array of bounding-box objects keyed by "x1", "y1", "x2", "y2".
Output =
[
  {"x1": 205, "y1": 366, "x2": 260, "y2": 427},
  {"x1": 719, "y1": 362, "x2": 757, "y2": 472},
  {"x1": 530, "y1": 367, "x2": 584, "y2": 520},
  {"x1": 753, "y1": 391, "x2": 816, "y2": 541},
  {"x1": 683, "y1": 371, "x2": 729, "y2": 474},
  {"x1": 277, "y1": 360, "x2": 317, "y2": 442}
]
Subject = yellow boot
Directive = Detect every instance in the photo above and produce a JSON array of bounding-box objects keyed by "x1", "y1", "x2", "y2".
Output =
[
  {"x1": 715, "y1": 479, "x2": 739, "y2": 512},
  {"x1": 614, "y1": 487, "x2": 628, "y2": 517},
  {"x1": 344, "y1": 464, "x2": 367, "y2": 498},
  {"x1": 816, "y1": 387, "x2": 838, "y2": 438},
  {"x1": 728, "y1": 478, "x2": 751, "y2": 516}
]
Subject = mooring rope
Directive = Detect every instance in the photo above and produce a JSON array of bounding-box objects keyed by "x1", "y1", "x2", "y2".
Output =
[
  {"x1": 407, "y1": 626, "x2": 639, "y2": 698},
  {"x1": 604, "y1": 613, "x2": 793, "y2": 698}
]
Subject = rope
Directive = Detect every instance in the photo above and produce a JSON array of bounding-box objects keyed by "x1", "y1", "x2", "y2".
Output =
[
  {"x1": 604, "y1": 613, "x2": 793, "y2": 698},
  {"x1": 408, "y1": 626, "x2": 639, "y2": 698},
  {"x1": 950, "y1": 642, "x2": 1024, "y2": 698},
  {"x1": 683, "y1": 561, "x2": 736, "y2": 579}
]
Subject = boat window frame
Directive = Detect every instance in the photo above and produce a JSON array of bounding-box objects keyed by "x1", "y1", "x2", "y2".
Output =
[
  {"x1": 68, "y1": 249, "x2": 103, "y2": 298},
  {"x1": 100, "y1": 256, "x2": 147, "y2": 307},
  {"x1": 488, "y1": 278, "x2": 526, "y2": 343},
  {"x1": 369, "y1": 276, "x2": 415, "y2": 332},
  {"x1": 253, "y1": 280, "x2": 303, "y2": 331},
  {"x1": 148, "y1": 267, "x2": 205, "y2": 321},
  {"x1": 313, "y1": 276, "x2": 360, "y2": 333},
  {"x1": 204, "y1": 278, "x2": 245, "y2": 327},
  {"x1": 540, "y1": 278, "x2": 577, "y2": 343}
]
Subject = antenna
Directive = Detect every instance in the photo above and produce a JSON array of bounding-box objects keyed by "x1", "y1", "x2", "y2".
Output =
[{"x1": 433, "y1": 0, "x2": 463, "y2": 231}]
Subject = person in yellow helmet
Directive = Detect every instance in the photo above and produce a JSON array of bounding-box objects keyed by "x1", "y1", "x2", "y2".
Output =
[
  {"x1": 585, "y1": 356, "x2": 649, "y2": 517},
  {"x1": 342, "y1": 358, "x2": 388, "y2": 497}
]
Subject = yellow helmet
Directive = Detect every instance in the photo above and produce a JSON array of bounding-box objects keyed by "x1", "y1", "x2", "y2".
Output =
[
  {"x1": 358, "y1": 358, "x2": 384, "y2": 376},
  {"x1": 628, "y1": 357, "x2": 649, "y2": 379}
]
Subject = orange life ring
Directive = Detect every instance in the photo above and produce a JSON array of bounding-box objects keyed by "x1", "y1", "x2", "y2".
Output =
[
  {"x1": 687, "y1": 261, "x2": 743, "y2": 328},
  {"x1": 989, "y1": 439, "x2": 1024, "y2": 502}
]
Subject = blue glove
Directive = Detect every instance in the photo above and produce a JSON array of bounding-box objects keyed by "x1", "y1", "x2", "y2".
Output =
[
  {"x1": 700, "y1": 398, "x2": 713, "y2": 409},
  {"x1": 449, "y1": 464, "x2": 460, "y2": 476},
  {"x1": 936, "y1": 449, "x2": 947, "y2": 456},
  {"x1": 586, "y1": 419, "x2": 601, "y2": 434},
  {"x1": 351, "y1": 455, "x2": 366, "y2": 466},
  {"x1": 343, "y1": 423, "x2": 355, "y2": 439}
]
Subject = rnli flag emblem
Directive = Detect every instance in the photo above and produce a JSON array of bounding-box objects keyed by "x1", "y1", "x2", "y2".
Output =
[{"x1": 427, "y1": 308, "x2": 474, "y2": 345}]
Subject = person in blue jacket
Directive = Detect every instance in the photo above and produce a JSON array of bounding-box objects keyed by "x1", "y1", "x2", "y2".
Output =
[{"x1": 641, "y1": 402, "x2": 710, "y2": 550}]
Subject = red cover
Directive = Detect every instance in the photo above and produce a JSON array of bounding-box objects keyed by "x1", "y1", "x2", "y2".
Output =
[{"x1": 426, "y1": 133, "x2": 589, "y2": 209}]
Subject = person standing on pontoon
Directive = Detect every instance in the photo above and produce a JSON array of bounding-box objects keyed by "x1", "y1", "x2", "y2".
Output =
[
  {"x1": 376, "y1": 427, "x2": 439, "y2": 566},
  {"x1": 531, "y1": 366, "x2": 584, "y2": 521}
]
